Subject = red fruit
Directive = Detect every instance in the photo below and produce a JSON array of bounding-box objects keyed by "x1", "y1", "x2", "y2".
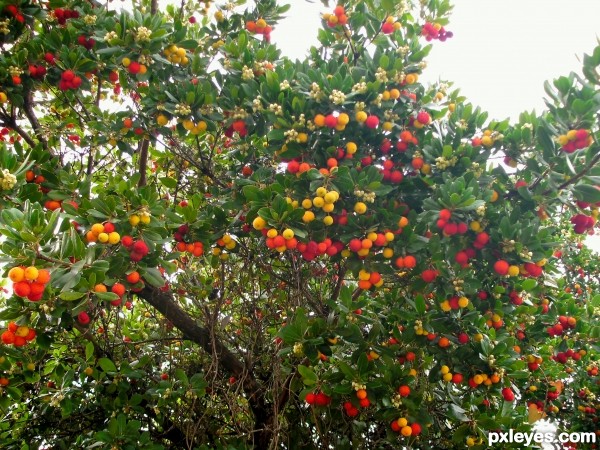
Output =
[
  {"x1": 455, "y1": 251, "x2": 469, "y2": 266},
  {"x1": 443, "y1": 222, "x2": 457, "y2": 236},
  {"x1": 416, "y1": 111, "x2": 431, "y2": 125},
  {"x1": 365, "y1": 115, "x2": 379, "y2": 129},
  {"x1": 381, "y1": 21, "x2": 395, "y2": 34},
  {"x1": 359, "y1": 397, "x2": 370, "y2": 408},
  {"x1": 111, "y1": 283, "x2": 126, "y2": 297},
  {"x1": 452, "y1": 373, "x2": 463, "y2": 384},
  {"x1": 493, "y1": 260, "x2": 510, "y2": 276},
  {"x1": 77, "y1": 312, "x2": 91, "y2": 325},
  {"x1": 324, "y1": 114, "x2": 338, "y2": 128},
  {"x1": 515, "y1": 179, "x2": 528, "y2": 189},
  {"x1": 108, "y1": 71, "x2": 119, "y2": 82},
  {"x1": 121, "y1": 235, "x2": 134, "y2": 247},
  {"x1": 305, "y1": 392, "x2": 316, "y2": 404},
  {"x1": 314, "y1": 392, "x2": 331, "y2": 406},
  {"x1": 126, "y1": 271, "x2": 141, "y2": 284},
  {"x1": 501, "y1": 387, "x2": 515, "y2": 402},
  {"x1": 398, "y1": 385, "x2": 410, "y2": 397},
  {"x1": 411, "y1": 423, "x2": 422, "y2": 436},
  {"x1": 103, "y1": 222, "x2": 115, "y2": 233},
  {"x1": 13, "y1": 281, "x2": 31, "y2": 297},
  {"x1": 128, "y1": 61, "x2": 141, "y2": 74},
  {"x1": 421, "y1": 269, "x2": 438, "y2": 283},
  {"x1": 457, "y1": 332, "x2": 469, "y2": 344},
  {"x1": 439, "y1": 209, "x2": 452, "y2": 221},
  {"x1": 1, "y1": 330, "x2": 16, "y2": 345},
  {"x1": 132, "y1": 240, "x2": 149, "y2": 256},
  {"x1": 62, "y1": 70, "x2": 75, "y2": 81},
  {"x1": 287, "y1": 160, "x2": 300, "y2": 174},
  {"x1": 161, "y1": 373, "x2": 169, "y2": 380}
]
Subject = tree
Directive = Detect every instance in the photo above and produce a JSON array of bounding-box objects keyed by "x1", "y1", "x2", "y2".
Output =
[{"x1": 0, "y1": 0, "x2": 599, "y2": 448}]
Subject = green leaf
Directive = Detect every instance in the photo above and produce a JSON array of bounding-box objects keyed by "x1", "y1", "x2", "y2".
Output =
[
  {"x1": 521, "y1": 279, "x2": 537, "y2": 291},
  {"x1": 160, "y1": 177, "x2": 178, "y2": 189},
  {"x1": 98, "y1": 358, "x2": 117, "y2": 373},
  {"x1": 573, "y1": 184, "x2": 600, "y2": 203},
  {"x1": 298, "y1": 365, "x2": 318, "y2": 385},
  {"x1": 140, "y1": 267, "x2": 165, "y2": 288},
  {"x1": 59, "y1": 291, "x2": 86, "y2": 301},
  {"x1": 414, "y1": 295, "x2": 426, "y2": 315}
]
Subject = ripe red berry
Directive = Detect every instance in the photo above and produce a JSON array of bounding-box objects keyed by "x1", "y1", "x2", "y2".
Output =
[
  {"x1": 77, "y1": 311, "x2": 91, "y2": 325},
  {"x1": 365, "y1": 115, "x2": 379, "y2": 129},
  {"x1": 493, "y1": 260, "x2": 510, "y2": 276}
]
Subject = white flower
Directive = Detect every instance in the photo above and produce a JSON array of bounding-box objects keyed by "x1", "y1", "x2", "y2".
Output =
[{"x1": 0, "y1": 169, "x2": 17, "y2": 190}]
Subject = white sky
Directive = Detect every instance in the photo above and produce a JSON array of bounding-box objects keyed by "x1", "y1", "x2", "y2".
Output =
[{"x1": 273, "y1": 0, "x2": 600, "y2": 252}]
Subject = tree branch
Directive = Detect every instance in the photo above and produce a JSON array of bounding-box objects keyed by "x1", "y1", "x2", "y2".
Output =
[
  {"x1": 137, "y1": 139, "x2": 150, "y2": 187},
  {"x1": 136, "y1": 284, "x2": 275, "y2": 446},
  {"x1": 22, "y1": 90, "x2": 49, "y2": 152}
]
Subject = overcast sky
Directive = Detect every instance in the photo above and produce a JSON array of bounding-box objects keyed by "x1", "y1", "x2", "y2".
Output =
[{"x1": 273, "y1": 0, "x2": 600, "y2": 251}]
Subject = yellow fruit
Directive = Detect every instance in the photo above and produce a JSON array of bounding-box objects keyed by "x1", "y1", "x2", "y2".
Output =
[
  {"x1": 440, "y1": 365, "x2": 450, "y2": 375},
  {"x1": 367, "y1": 232, "x2": 378, "y2": 242},
  {"x1": 302, "y1": 211, "x2": 315, "y2": 223},
  {"x1": 140, "y1": 214, "x2": 151, "y2": 225},
  {"x1": 314, "y1": 114, "x2": 326, "y2": 127},
  {"x1": 84, "y1": 367, "x2": 93, "y2": 376},
  {"x1": 337, "y1": 113, "x2": 350, "y2": 125},
  {"x1": 397, "y1": 418, "x2": 408, "y2": 428},
  {"x1": 358, "y1": 270, "x2": 371, "y2": 281},
  {"x1": 129, "y1": 215, "x2": 140, "y2": 226},
  {"x1": 15, "y1": 326, "x2": 29, "y2": 337},
  {"x1": 354, "y1": 202, "x2": 367, "y2": 214},
  {"x1": 382, "y1": 248, "x2": 394, "y2": 258},
  {"x1": 470, "y1": 221, "x2": 481, "y2": 232},
  {"x1": 91, "y1": 223, "x2": 105, "y2": 235},
  {"x1": 322, "y1": 202, "x2": 335, "y2": 213},
  {"x1": 252, "y1": 216, "x2": 266, "y2": 230},
  {"x1": 385, "y1": 232, "x2": 394, "y2": 242},
  {"x1": 107, "y1": 232, "x2": 120, "y2": 245},
  {"x1": 473, "y1": 374, "x2": 484, "y2": 385},
  {"x1": 458, "y1": 296, "x2": 469, "y2": 308},
  {"x1": 297, "y1": 132, "x2": 308, "y2": 143},
  {"x1": 301, "y1": 198, "x2": 312, "y2": 209},
  {"x1": 323, "y1": 215, "x2": 334, "y2": 226},
  {"x1": 0, "y1": 92, "x2": 7, "y2": 103},
  {"x1": 508, "y1": 265, "x2": 520, "y2": 277},
  {"x1": 355, "y1": 111, "x2": 367, "y2": 123},
  {"x1": 312, "y1": 197, "x2": 325, "y2": 208},
  {"x1": 346, "y1": 142, "x2": 357, "y2": 154},
  {"x1": 157, "y1": 114, "x2": 169, "y2": 126},
  {"x1": 566, "y1": 129, "x2": 578, "y2": 141},
  {"x1": 405, "y1": 73, "x2": 418, "y2": 84},
  {"x1": 401, "y1": 425, "x2": 412, "y2": 437},
  {"x1": 266, "y1": 228, "x2": 278, "y2": 238},
  {"x1": 8, "y1": 267, "x2": 25, "y2": 283},
  {"x1": 382, "y1": 121, "x2": 393, "y2": 131},
  {"x1": 24, "y1": 266, "x2": 39, "y2": 281},
  {"x1": 182, "y1": 119, "x2": 195, "y2": 131},
  {"x1": 121, "y1": 57, "x2": 131, "y2": 67},
  {"x1": 440, "y1": 300, "x2": 451, "y2": 312},
  {"x1": 481, "y1": 136, "x2": 493, "y2": 147},
  {"x1": 316, "y1": 187, "x2": 327, "y2": 197},
  {"x1": 97, "y1": 232, "x2": 109, "y2": 243},
  {"x1": 443, "y1": 372, "x2": 453, "y2": 382},
  {"x1": 324, "y1": 191, "x2": 339, "y2": 203},
  {"x1": 282, "y1": 229, "x2": 294, "y2": 240}
]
